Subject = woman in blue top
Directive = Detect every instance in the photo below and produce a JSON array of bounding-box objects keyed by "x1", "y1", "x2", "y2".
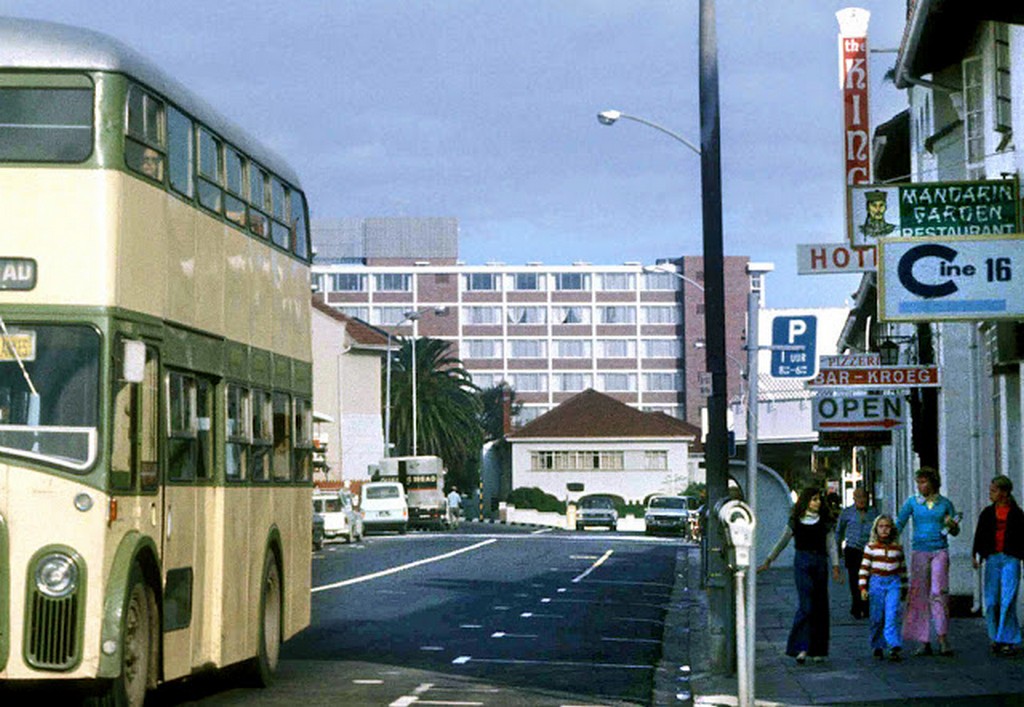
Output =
[{"x1": 896, "y1": 467, "x2": 960, "y2": 656}]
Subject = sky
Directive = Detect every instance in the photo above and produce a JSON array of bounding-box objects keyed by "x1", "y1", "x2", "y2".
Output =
[{"x1": 1, "y1": 1, "x2": 910, "y2": 308}]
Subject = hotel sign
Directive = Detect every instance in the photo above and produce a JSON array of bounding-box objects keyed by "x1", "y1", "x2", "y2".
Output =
[
  {"x1": 847, "y1": 179, "x2": 1021, "y2": 247},
  {"x1": 0, "y1": 257, "x2": 36, "y2": 290}
]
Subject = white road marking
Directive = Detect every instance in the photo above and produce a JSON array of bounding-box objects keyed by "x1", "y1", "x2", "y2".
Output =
[
  {"x1": 389, "y1": 697, "x2": 417, "y2": 707},
  {"x1": 556, "y1": 587, "x2": 567, "y2": 593},
  {"x1": 452, "y1": 656, "x2": 652, "y2": 670},
  {"x1": 570, "y1": 555, "x2": 599, "y2": 560},
  {"x1": 601, "y1": 636, "x2": 662, "y2": 644},
  {"x1": 312, "y1": 538, "x2": 497, "y2": 593},
  {"x1": 459, "y1": 624, "x2": 483, "y2": 629},
  {"x1": 493, "y1": 605, "x2": 511, "y2": 611},
  {"x1": 571, "y1": 549, "x2": 613, "y2": 583},
  {"x1": 414, "y1": 683, "x2": 434, "y2": 694},
  {"x1": 420, "y1": 646, "x2": 445, "y2": 651},
  {"x1": 614, "y1": 616, "x2": 665, "y2": 625},
  {"x1": 576, "y1": 578, "x2": 674, "y2": 588},
  {"x1": 353, "y1": 679, "x2": 384, "y2": 684},
  {"x1": 531, "y1": 527, "x2": 553, "y2": 534},
  {"x1": 491, "y1": 631, "x2": 538, "y2": 639},
  {"x1": 520, "y1": 612, "x2": 564, "y2": 619}
]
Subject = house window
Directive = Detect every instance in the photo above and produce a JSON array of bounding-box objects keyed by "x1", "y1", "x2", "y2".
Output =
[
  {"x1": 645, "y1": 450, "x2": 668, "y2": 470},
  {"x1": 374, "y1": 273, "x2": 411, "y2": 292},
  {"x1": 508, "y1": 306, "x2": 546, "y2": 325},
  {"x1": 963, "y1": 56, "x2": 985, "y2": 179},
  {"x1": 530, "y1": 450, "x2": 624, "y2": 471},
  {"x1": 598, "y1": 306, "x2": 635, "y2": 324},
  {"x1": 554, "y1": 272, "x2": 587, "y2": 290},
  {"x1": 465, "y1": 273, "x2": 498, "y2": 291}
]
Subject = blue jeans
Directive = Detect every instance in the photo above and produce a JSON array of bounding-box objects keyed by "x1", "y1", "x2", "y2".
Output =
[
  {"x1": 984, "y1": 553, "x2": 1022, "y2": 646},
  {"x1": 786, "y1": 550, "x2": 830, "y2": 657},
  {"x1": 868, "y1": 574, "x2": 902, "y2": 651}
]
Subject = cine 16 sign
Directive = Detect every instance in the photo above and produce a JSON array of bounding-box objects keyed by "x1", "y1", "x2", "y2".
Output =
[{"x1": 878, "y1": 234, "x2": 1024, "y2": 322}]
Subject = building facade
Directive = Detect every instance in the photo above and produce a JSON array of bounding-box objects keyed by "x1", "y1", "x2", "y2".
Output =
[{"x1": 311, "y1": 218, "x2": 754, "y2": 427}]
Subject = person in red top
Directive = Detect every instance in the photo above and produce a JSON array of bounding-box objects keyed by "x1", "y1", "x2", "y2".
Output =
[
  {"x1": 972, "y1": 475, "x2": 1024, "y2": 656},
  {"x1": 859, "y1": 515, "x2": 908, "y2": 661}
]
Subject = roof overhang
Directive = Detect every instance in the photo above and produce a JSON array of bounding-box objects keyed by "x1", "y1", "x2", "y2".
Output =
[{"x1": 895, "y1": 0, "x2": 1024, "y2": 89}]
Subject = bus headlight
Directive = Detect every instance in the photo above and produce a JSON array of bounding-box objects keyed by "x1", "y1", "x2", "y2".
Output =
[{"x1": 35, "y1": 553, "x2": 79, "y2": 598}]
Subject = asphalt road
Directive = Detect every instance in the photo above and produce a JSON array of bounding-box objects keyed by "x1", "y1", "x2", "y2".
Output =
[{"x1": 158, "y1": 522, "x2": 686, "y2": 706}]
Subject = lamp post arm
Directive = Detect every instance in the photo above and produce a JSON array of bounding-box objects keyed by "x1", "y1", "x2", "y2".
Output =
[{"x1": 617, "y1": 113, "x2": 702, "y2": 157}]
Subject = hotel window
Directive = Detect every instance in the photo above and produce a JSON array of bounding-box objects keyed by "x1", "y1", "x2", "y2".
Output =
[
  {"x1": 509, "y1": 373, "x2": 547, "y2": 392},
  {"x1": 644, "y1": 372, "x2": 683, "y2": 391},
  {"x1": 642, "y1": 305, "x2": 682, "y2": 325},
  {"x1": 311, "y1": 273, "x2": 325, "y2": 293},
  {"x1": 510, "y1": 340, "x2": 547, "y2": 358},
  {"x1": 598, "y1": 372, "x2": 636, "y2": 392},
  {"x1": 555, "y1": 306, "x2": 590, "y2": 325},
  {"x1": 598, "y1": 339, "x2": 636, "y2": 358},
  {"x1": 644, "y1": 339, "x2": 682, "y2": 358},
  {"x1": 374, "y1": 273, "x2": 411, "y2": 292},
  {"x1": 373, "y1": 307, "x2": 409, "y2": 326},
  {"x1": 554, "y1": 373, "x2": 592, "y2": 392},
  {"x1": 516, "y1": 406, "x2": 546, "y2": 425},
  {"x1": 465, "y1": 339, "x2": 503, "y2": 358},
  {"x1": 645, "y1": 450, "x2": 669, "y2": 470},
  {"x1": 554, "y1": 339, "x2": 591, "y2": 358},
  {"x1": 465, "y1": 306, "x2": 502, "y2": 325},
  {"x1": 331, "y1": 273, "x2": 366, "y2": 292},
  {"x1": 336, "y1": 306, "x2": 369, "y2": 321},
  {"x1": 643, "y1": 271, "x2": 681, "y2": 290},
  {"x1": 470, "y1": 372, "x2": 499, "y2": 389},
  {"x1": 598, "y1": 306, "x2": 635, "y2": 324},
  {"x1": 465, "y1": 272, "x2": 498, "y2": 291},
  {"x1": 554, "y1": 272, "x2": 588, "y2": 291},
  {"x1": 512, "y1": 272, "x2": 542, "y2": 290},
  {"x1": 599, "y1": 273, "x2": 635, "y2": 291},
  {"x1": 508, "y1": 306, "x2": 546, "y2": 324}
]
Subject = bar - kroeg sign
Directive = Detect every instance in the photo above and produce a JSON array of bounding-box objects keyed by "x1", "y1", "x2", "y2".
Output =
[
  {"x1": 847, "y1": 179, "x2": 1020, "y2": 248},
  {"x1": 878, "y1": 234, "x2": 1024, "y2": 322}
]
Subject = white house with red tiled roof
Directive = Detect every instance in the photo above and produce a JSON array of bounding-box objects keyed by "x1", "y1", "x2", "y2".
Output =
[
  {"x1": 508, "y1": 389, "x2": 703, "y2": 503},
  {"x1": 311, "y1": 296, "x2": 389, "y2": 481}
]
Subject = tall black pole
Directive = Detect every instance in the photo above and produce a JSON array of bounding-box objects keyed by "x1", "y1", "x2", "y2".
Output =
[{"x1": 699, "y1": 0, "x2": 735, "y2": 674}]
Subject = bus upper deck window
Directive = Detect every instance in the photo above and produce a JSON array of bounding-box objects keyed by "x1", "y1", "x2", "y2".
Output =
[
  {"x1": 125, "y1": 86, "x2": 165, "y2": 180},
  {"x1": 0, "y1": 86, "x2": 93, "y2": 163}
]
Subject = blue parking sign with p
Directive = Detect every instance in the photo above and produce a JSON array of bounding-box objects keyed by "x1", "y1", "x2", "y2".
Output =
[{"x1": 771, "y1": 316, "x2": 816, "y2": 378}]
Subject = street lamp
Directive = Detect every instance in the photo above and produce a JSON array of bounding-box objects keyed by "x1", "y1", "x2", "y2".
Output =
[
  {"x1": 600, "y1": 5, "x2": 734, "y2": 675},
  {"x1": 383, "y1": 306, "x2": 448, "y2": 457},
  {"x1": 597, "y1": 111, "x2": 702, "y2": 157}
]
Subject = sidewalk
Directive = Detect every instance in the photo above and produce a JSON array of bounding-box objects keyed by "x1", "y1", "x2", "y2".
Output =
[{"x1": 682, "y1": 556, "x2": 1024, "y2": 706}]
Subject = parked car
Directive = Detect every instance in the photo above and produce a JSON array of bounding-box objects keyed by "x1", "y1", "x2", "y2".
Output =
[
  {"x1": 576, "y1": 495, "x2": 618, "y2": 531},
  {"x1": 645, "y1": 495, "x2": 700, "y2": 536},
  {"x1": 313, "y1": 489, "x2": 364, "y2": 543},
  {"x1": 312, "y1": 512, "x2": 325, "y2": 551},
  {"x1": 360, "y1": 481, "x2": 409, "y2": 534}
]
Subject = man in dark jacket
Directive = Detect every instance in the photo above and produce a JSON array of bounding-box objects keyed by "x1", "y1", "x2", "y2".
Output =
[{"x1": 972, "y1": 475, "x2": 1024, "y2": 656}]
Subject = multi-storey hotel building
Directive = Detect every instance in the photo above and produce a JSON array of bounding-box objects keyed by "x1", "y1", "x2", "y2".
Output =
[{"x1": 311, "y1": 218, "x2": 756, "y2": 426}]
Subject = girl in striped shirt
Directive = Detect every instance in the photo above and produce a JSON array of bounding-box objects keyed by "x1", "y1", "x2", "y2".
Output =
[{"x1": 859, "y1": 515, "x2": 908, "y2": 661}]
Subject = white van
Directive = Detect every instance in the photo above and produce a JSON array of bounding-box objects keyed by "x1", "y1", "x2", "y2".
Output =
[
  {"x1": 360, "y1": 481, "x2": 409, "y2": 534},
  {"x1": 313, "y1": 489, "x2": 364, "y2": 543}
]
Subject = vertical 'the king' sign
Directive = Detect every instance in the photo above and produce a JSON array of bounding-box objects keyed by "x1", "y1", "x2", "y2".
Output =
[{"x1": 838, "y1": 8, "x2": 871, "y2": 186}]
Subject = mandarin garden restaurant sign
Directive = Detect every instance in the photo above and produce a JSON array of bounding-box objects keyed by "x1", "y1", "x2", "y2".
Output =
[
  {"x1": 847, "y1": 179, "x2": 1021, "y2": 247},
  {"x1": 0, "y1": 257, "x2": 36, "y2": 290}
]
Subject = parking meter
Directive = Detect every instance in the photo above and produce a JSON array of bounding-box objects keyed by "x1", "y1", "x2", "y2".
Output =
[{"x1": 716, "y1": 499, "x2": 756, "y2": 569}]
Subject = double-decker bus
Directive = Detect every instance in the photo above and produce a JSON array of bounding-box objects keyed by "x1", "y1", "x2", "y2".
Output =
[{"x1": 0, "y1": 18, "x2": 314, "y2": 705}]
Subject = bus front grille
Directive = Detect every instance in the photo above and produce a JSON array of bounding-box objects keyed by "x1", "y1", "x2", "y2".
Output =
[{"x1": 26, "y1": 591, "x2": 80, "y2": 670}]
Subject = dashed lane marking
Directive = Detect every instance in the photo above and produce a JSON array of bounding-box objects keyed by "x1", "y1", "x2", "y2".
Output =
[
  {"x1": 450, "y1": 656, "x2": 652, "y2": 670},
  {"x1": 571, "y1": 549, "x2": 613, "y2": 583}
]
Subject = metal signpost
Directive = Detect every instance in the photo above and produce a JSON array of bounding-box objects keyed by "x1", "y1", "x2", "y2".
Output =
[{"x1": 877, "y1": 234, "x2": 1024, "y2": 321}]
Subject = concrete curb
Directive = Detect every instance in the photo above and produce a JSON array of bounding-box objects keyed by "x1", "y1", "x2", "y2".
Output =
[{"x1": 654, "y1": 544, "x2": 703, "y2": 705}]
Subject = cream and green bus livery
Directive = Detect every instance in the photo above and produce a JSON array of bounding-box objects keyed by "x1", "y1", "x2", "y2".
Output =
[{"x1": 0, "y1": 18, "x2": 314, "y2": 705}]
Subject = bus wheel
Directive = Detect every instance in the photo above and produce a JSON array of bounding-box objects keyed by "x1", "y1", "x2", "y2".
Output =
[
  {"x1": 87, "y1": 568, "x2": 152, "y2": 707},
  {"x1": 247, "y1": 552, "x2": 282, "y2": 687}
]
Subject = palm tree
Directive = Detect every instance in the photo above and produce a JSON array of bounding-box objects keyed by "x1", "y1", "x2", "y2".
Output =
[{"x1": 386, "y1": 337, "x2": 482, "y2": 484}]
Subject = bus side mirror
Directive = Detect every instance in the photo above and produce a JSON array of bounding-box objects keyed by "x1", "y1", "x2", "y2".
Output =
[{"x1": 123, "y1": 340, "x2": 145, "y2": 383}]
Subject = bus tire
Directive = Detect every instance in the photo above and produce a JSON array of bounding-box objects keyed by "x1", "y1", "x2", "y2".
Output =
[
  {"x1": 246, "y1": 551, "x2": 282, "y2": 688},
  {"x1": 87, "y1": 566, "x2": 154, "y2": 707}
]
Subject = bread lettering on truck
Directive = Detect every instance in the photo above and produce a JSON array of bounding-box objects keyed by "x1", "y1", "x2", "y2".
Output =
[{"x1": 377, "y1": 456, "x2": 452, "y2": 530}]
